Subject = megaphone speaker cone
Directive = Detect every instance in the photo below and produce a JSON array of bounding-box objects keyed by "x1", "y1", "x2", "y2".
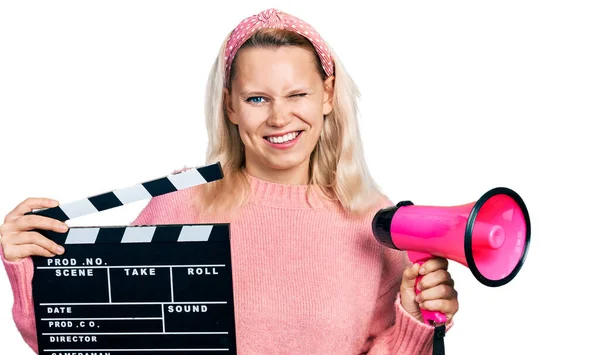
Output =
[{"x1": 465, "y1": 187, "x2": 531, "y2": 287}]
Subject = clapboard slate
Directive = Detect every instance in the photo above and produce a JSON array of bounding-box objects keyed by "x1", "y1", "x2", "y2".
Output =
[{"x1": 27, "y1": 162, "x2": 238, "y2": 355}]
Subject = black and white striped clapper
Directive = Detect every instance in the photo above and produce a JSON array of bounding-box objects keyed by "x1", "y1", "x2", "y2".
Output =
[{"x1": 28, "y1": 162, "x2": 238, "y2": 354}]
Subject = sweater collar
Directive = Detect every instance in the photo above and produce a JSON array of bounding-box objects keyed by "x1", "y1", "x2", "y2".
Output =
[{"x1": 243, "y1": 171, "x2": 336, "y2": 209}]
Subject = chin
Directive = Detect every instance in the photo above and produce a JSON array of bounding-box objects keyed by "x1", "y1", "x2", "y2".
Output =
[{"x1": 264, "y1": 155, "x2": 309, "y2": 171}]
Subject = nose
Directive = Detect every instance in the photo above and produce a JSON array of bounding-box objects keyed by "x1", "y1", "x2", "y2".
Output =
[{"x1": 266, "y1": 101, "x2": 292, "y2": 127}]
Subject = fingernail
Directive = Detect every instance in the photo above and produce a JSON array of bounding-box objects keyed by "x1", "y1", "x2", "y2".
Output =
[
  {"x1": 416, "y1": 283, "x2": 422, "y2": 291},
  {"x1": 415, "y1": 295, "x2": 421, "y2": 303},
  {"x1": 419, "y1": 268, "x2": 425, "y2": 275},
  {"x1": 60, "y1": 223, "x2": 69, "y2": 231},
  {"x1": 56, "y1": 246, "x2": 65, "y2": 254}
]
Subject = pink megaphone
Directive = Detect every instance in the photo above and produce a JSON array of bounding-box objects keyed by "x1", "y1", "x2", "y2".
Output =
[{"x1": 372, "y1": 187, "x2": 531, "y2": 326}]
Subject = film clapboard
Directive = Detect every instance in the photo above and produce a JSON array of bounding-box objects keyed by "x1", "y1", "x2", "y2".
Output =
[{"x1": 26, "y1": 162, "x2": 237, "y2": 355}]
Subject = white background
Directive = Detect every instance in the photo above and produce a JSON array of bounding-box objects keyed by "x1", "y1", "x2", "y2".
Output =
[{"x1": 1, "y1": 1, "x2": 598, "y2": 354}]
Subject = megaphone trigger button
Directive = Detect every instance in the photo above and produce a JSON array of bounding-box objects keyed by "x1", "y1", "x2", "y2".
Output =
[{"x1": 396, "y1": 200, "x2": 414, "y2": 207}]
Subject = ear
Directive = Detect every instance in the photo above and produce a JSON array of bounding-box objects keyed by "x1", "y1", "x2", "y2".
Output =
[
  {"x1": 322, "y1": 76, "x2": 334, "y2": 116},
  {"x1": 223, "y1": 87, "x2": 238, "y2": 125}
]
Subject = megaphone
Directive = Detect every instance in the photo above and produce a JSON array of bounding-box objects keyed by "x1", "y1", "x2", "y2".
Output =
[{"x1": 372, "y1": 187, "x2": 530, "y2": 326}]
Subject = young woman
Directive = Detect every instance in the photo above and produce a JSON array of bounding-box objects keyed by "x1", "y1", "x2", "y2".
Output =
[{"x1": 0, "y1": 8, "x2": 459, "y2": 354}]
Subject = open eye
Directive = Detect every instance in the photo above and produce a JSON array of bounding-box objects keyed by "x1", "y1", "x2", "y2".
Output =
[{"x1": 246, "y1": 96, "x2": 266, "y2": 104}]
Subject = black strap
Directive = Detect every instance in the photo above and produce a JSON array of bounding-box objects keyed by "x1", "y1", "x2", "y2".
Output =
[{"x1": 432, "y1": 324, "x2": 445, "y2": 355}]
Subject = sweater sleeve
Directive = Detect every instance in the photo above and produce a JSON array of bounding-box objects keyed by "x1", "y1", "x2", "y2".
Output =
[
  {"x1": 361, "y1": 247, "x2": 436, "y2": 355},
  {"x1": 360, "y1": 196, "x2": 454, "y2": 354},
  {"x1": 0, "y1": 248, "x2": 38, "y2": 354},
  {"x1": 0, "y1": 193, "x2": 167, "y2": 354},
  {"x1": 1, "y1": 166, "x2": 189, "y2": 354}
]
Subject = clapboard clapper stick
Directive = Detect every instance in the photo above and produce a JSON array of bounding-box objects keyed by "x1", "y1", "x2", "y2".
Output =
[{"x1": 25, "y1": 162, "x2": 223, "y2": 222}]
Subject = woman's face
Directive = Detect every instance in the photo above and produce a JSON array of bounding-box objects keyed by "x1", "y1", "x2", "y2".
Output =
[{"x1": 225, "y1": 46, "x2": 334, "y2": 183}]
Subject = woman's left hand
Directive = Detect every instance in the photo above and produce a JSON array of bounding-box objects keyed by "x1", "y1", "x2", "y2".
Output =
[{"x1": 399, "y1": 257, "x2": 459, "y2": 324}]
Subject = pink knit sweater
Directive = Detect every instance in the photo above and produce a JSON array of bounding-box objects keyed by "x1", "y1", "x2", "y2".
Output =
[{"x1": 1, "y1": 173, "x2": 437, "y2": 354}]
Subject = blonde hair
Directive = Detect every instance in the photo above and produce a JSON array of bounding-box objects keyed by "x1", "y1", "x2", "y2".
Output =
[{"x1": 200, "y1": 28, "x2": 385, "y2": 216}]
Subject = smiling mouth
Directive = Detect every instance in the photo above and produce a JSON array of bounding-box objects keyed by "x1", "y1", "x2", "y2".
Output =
[{"x1": 263, "y1": 131, "x2": 302, "y2": 144}]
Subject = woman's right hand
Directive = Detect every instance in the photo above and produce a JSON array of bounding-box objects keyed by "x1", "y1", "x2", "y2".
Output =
[{"x1": 0, "y1": 198, "x2": 69, "y2": 263}]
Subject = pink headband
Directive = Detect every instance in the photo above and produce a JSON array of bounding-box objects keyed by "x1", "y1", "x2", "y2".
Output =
[{"x1": 223, "y1": 8, "x2": 334, "y2": 84}]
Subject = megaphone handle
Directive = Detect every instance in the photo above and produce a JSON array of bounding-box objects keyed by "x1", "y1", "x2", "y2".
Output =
[
  {"x1": 410, "y1": 252, "x2": 448, "y2": 325},
  {"x1": 415, "y1": 273, "x2": 448, "y2": 325}
]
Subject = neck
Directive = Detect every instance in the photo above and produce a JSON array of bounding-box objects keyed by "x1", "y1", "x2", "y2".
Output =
[{"x1": 244, "y1": 158, "x2": 310, "y2": 185}]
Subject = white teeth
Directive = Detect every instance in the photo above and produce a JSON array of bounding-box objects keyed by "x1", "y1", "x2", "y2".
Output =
[{"x1": 268, "y1": 131, "x2": 299, "y2": 144}]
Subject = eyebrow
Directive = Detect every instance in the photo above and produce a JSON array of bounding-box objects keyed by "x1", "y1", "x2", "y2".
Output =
[
  {"x1": 239, "y1": 87, "x2": 313, "y2": 97},
  {"x1": 287, "y1": 87, "x2": 313, "y2": 95},
  {"x1": 239, "y1": 91, "x2": 269, "y2": 97}
]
